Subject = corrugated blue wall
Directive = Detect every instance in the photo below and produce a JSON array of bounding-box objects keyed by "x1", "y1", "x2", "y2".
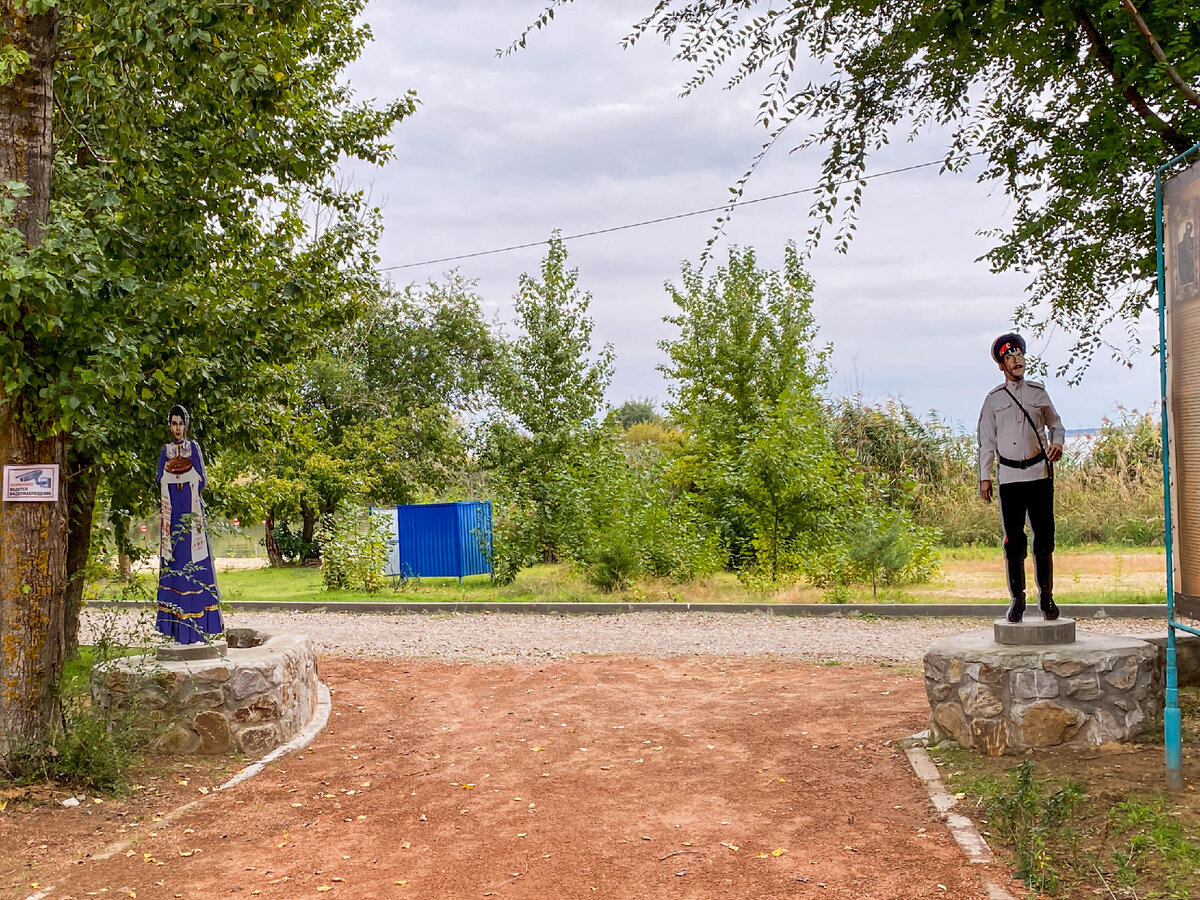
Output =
[{"x1": 391, "y1": 501, "x2": 492, "y2": 579}]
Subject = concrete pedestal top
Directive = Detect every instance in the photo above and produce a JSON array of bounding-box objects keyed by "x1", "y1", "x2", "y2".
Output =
[
  {"x1": 156, "y1": 640, "x2": 228, "y2": 661},
  {"x1": 993, "y1": 617, "x2": 1076, "y2": 646}
]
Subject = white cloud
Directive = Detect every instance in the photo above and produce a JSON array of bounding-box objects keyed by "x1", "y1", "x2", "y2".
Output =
[{"x1": 342, "y1": 0, "x2": 1162, "y2": 430}]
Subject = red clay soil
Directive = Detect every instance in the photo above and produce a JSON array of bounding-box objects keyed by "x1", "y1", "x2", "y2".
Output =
[{"x1": 2, "y1": 657, "x2": 1018, "y2": 900}]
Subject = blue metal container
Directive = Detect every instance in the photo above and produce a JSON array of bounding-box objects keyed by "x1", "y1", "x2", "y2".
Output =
[{"x1": 376, "y1": 501, "x2": 493, "y2": 581}]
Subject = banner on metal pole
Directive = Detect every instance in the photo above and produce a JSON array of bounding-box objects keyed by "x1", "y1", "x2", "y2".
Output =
[{"x1": 1163, "y1": 158, "x2": 1200, "y2": 622}]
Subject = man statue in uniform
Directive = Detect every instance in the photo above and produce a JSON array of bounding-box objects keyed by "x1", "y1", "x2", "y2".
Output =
[{"x1": 978, "y1": 333, "x2": 1065, "y2": 623}]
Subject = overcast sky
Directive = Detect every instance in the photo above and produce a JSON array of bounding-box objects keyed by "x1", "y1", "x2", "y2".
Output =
[{"x1": 339, "y1": 0, "x2": 1163, "y2": 431}]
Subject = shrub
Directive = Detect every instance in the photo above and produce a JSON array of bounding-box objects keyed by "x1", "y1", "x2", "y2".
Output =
[
  {"x1": 270, "y1": 521, "x2": 320, "y2": 564},
  {"x1": 317, "y1": 505, "x2": 389, "y2": 592},
  {"x1": 585, "y1": 529, "x2": 640, "y2": 593}
]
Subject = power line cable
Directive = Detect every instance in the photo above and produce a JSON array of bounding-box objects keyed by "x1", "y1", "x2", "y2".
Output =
[{"x1": 383, "y1": 153, "x2": 979, "y2": 272}]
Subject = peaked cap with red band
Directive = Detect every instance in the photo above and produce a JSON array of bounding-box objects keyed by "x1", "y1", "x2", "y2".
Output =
[{"x1": 991, "y1": 332, "x2": 1026, "y2": 364}]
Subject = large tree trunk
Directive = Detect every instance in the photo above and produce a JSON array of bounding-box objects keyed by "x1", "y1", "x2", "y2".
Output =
[
  {"x1": 0, "y1": 3, "x2": 62, "y2": 763},
  {"x1": 300, "y1": 505, "x2": 318, "y2": 551},
  {"x1": 264, "y1": 508, "x2": 284, "y2": 568},
  {"x1": 0, "y1": 420, "x2": 68, "y2": 758},
  {"x1": 0, "y1": 4, "x2": 54, "y2": 242},
  {"x1": 63, "y1": 454, "x2": 99, "y2": 661}
]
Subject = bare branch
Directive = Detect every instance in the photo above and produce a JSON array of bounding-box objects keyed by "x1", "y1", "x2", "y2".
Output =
[
  {"x1": 1120, "y1": 0, "x2": 1200, "y2": 110},
  {"x1": 53, "y1": 94, "x2": 112, "y2": 165},
  {"x1": 1071, "y1": 2, "x2": 1193, "y2": 153}
]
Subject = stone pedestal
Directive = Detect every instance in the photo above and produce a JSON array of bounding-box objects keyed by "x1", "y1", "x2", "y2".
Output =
[
  {"x1": 93, "y1": 627, "x2": 319, "y2": 757},
  {"x1": 924, "y1": 630, "x2": 1160, "y2": 755}
]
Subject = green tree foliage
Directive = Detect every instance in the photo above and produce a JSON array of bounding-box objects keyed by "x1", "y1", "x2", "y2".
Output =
[
  {"x1": 513, "y1": 0, "x2": 1200, "y2": 371},
  {"x1": 1, "y1": 0, "x2": 413, "y2": 758},
  {"x1": 218, "y1": 275, "x2": 496, "y2": 562},
  {"x1": 659, "y1": 244, "x2": 841, "y2": 577},
  {"x1": 612, "y1": 396, "x2": 662, "y2": 430},
  {"x1": 571, "y1": 427, "x2": 723, "y2": 590},
  {"x1": 483, "y1": 235, "x2": 614, "y2": 574}
]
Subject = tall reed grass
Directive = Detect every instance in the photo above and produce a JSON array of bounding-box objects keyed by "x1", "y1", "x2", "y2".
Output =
[{"x1": 836, "y1": 400, "x2": 1165, "y2": 547}]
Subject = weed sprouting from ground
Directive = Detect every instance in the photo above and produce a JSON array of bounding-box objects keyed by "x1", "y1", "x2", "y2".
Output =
[{"x1": 972, "y1": 760, "x2": 1085, "y2": 895}]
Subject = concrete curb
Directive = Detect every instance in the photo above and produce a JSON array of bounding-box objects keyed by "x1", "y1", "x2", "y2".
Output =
[
  {"x1": 904, "y1": 745, "x2": 1019, "y2": 900},
  {"x1": 89, "y1": 600, "x2": 1170, "y2": 618},
  {"x1": 218, "y1": 680, "x2": 332, "y2": 791},
  {"x1": 87, "y1": 680, "x2": 332, "y2": 864}
]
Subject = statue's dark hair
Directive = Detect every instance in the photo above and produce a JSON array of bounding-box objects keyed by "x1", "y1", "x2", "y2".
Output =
[{"x1": 168, "y1": 404, "x2": 190, "y2": 427}]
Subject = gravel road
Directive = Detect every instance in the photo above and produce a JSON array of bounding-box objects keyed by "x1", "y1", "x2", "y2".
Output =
[{"x1": 81, "y1": 608, "x2": 1167, "y2": 665}]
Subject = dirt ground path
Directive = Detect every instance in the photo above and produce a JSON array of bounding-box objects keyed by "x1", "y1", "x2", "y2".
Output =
[{"x1": 6, "y1": 658, "x2": 1015, "y2": 900}]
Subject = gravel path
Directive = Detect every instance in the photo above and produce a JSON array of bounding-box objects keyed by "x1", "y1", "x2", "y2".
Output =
[{"x1": 81, "y1": 608, "x2": 1167, "y2": 665}]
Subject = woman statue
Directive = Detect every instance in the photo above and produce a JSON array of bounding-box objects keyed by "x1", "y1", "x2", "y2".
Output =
[{"x1": 156, "y1": 404, "x2": 223, "y2": 643}]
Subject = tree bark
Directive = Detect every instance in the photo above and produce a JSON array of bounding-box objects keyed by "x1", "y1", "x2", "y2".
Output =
[
  {"x1": 63, "y1": 454, "x2": 99, "y2": 661},
  {"x1": 0, "y1": 3, "x2": 55, "y2": 244},
  {"x1": 0, "y1": 3, "x2": 62, "y2": 763},
  {"x1": 0, "y1": 418, "x2": 68, "y2": 759},
  {"x1": 264, "y1": 508, "x2": 284, "y2": 568},
  {"x1": 1070, "y1": 2, "x2": 1195, "y2": 154},
  {"x1": 301, "y1": 505, "x2": 317, "y2": 548}
]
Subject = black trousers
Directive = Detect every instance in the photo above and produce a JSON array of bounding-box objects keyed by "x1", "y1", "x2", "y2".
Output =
[{"x1": 998, "y1": 477, "x2": 1055, "y2": 564}]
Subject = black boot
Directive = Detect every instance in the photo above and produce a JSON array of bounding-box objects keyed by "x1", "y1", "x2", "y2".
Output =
[
  {"x1": 1035, "y1": 553, "x2": 1059, "y2": 620},
  {"x1": 1006, "y1": 595, "x2": 1026, "y2": 623},
  {"x1": 1005, "y1": 555, "x2": 1026, "y2": 623}
]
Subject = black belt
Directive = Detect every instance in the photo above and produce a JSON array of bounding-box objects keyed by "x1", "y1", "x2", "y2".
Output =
[{"x1": 998, "y1": 451, "x2": 1046, "y2": 469}]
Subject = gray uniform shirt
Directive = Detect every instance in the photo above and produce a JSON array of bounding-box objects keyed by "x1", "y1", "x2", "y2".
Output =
[{"x1": 977, "y1": 379, "x2": 1065, "y2": 485}]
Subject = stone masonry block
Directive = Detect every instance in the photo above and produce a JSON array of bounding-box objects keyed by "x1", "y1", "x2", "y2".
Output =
[{"x1": 1012, "y1": 670, "x2": 1059, "y2": 700}]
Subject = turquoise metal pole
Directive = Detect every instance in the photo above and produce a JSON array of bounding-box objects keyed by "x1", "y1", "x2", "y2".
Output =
[{"x1": 1154, "y1": 146, "x2": 1200, "y2": 790}]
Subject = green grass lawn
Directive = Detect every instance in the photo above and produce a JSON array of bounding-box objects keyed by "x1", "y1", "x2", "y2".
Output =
[{"x1": 140, "y1": 544, "x2": 1168, "y2": 606}]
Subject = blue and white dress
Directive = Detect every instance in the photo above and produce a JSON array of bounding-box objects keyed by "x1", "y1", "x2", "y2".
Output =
[{"x1": 156, "y1": 439, "x2": 223, "y2": 643}]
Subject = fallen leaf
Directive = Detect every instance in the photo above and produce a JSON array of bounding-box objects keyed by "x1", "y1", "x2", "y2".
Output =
[
  {"x1": 772, "y1": 848, "x2": 786, "y2": 857},
  {"x1": 317, "y1": 886, "x2": 332, "y2": 893}
]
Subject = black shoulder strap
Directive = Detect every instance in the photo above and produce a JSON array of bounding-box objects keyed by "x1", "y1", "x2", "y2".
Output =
[{"x1": 1002, "y1": 385, "x2": 1052, "y2": 478}]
